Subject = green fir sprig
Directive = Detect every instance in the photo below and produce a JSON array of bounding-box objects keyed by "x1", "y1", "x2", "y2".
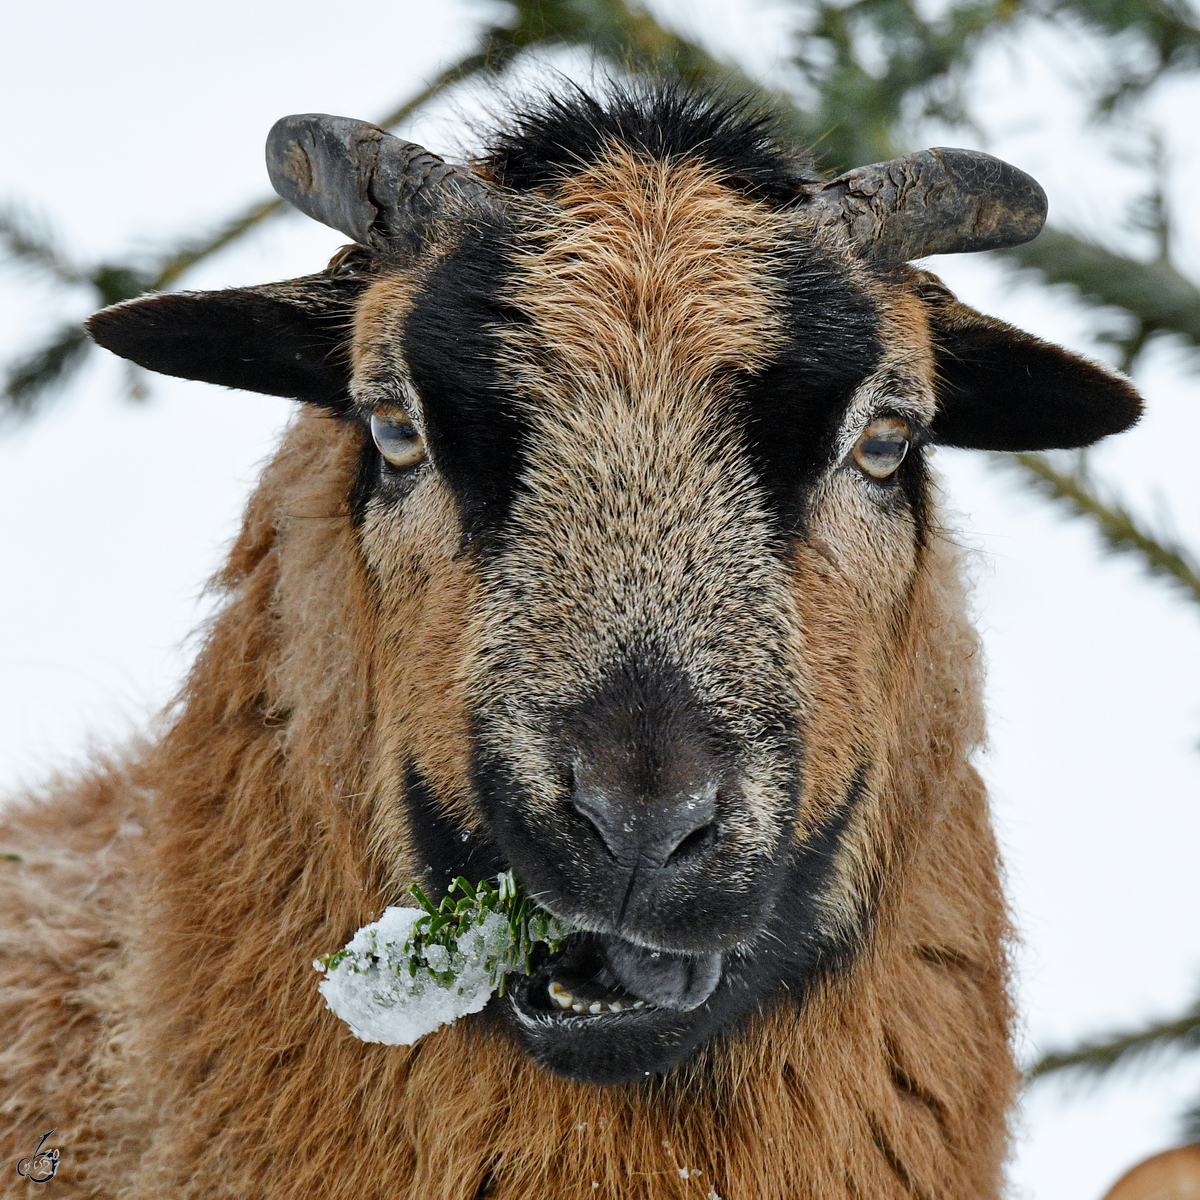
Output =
[{"x1": 318, "y1": 870, "x2": 570, "y2": 998}]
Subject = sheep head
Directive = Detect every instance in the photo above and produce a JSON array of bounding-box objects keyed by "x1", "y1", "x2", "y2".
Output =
[{"x1": 87, "y1": 85, "x2": 1140, "y2": 1085}]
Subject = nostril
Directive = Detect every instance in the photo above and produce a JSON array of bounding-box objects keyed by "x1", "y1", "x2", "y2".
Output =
[
  {"x1": 570, "y1": 793, "x2": 623, "y2": 860},
  {"x1": 568, "y1": 772, "x2": 724, "y2": 867},
  {"x1": 666, "y1": 818, "x2": 718, "y2": 864}
]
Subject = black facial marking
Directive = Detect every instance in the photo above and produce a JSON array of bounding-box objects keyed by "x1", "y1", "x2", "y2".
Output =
[
  {"x1": 895, "y1": 433, "x2": 931, "y2": 546},
  {"x1": 393, "y1": 94, "x2": 893, "y2": 552},
  {"x1": 402, "y1": 216, "x2": 528, "y2": 550},
  {"x1": 779, "y1": 761, "x2": 872, "y2": 928},
  {"x1": 404, "y1": 763, "x2": 506, "y2": 897},
  {"x1": 739, "y1": 238, "x2": 884, "y2": 536},
  {"x1": 347, "y1": 419, "x2": 380, "y2": 525},
  {"x1": 486, "y1": 80, "x2": 821, "y2": 207}
]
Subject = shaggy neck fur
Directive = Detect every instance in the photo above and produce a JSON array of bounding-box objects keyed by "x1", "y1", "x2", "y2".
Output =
[{"x1": 6, "y1": 410, "x2": 1011, "y2": 1200}]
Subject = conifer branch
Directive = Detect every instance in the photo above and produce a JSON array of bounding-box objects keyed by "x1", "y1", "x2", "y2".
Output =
[
  {"x1": 995, "y1": 452, "x2": 1200, "y2": 606},
  {"x1": 4, "y1": 0, "x2": 1200, "y2": 437},
  {"x1": 0, "y1": 46, "x2": 506, "y2": 420},
  {"x1": 0, "y1": 206, "x2": 86, "y2": 285},
  {"x1": 319, "y1": 870, "x2": 570, "y2": 997},
  {"x1": 314, "y1": 872, "x2": 574, "y2": 1044},
  {"x1": 1181, "y1": 1095, "x2": 1200, "y2": 1143},
  {"x1": 1027, "y1": 1002, "x2": 1200, "y2": 1082},
  {"x1": 793, "y1": 0, "x2": 1020, "y2": 172},
  {"x1": 1041, "y1": 0, "x2": 1200, "y2": 112},
  {"x1": 1001, "y1": 228, "x2": 1200, "y2": 361},
  {"x1": 2, "y1": 325, "x2": 91, "y2": 422}
]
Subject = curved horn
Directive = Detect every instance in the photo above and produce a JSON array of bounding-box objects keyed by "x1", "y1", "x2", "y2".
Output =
[
  {"x1": 266, "y1": 113, "x2": 496, "y2": 252},
  {"x1": 806, "y1": 147, "x2": 1047, "y2": 262}
]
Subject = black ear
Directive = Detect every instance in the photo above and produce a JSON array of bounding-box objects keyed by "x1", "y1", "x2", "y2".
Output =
[
  {"x1": 85, "y1": 272, "x2": 362, "y2": 408},
  {"x1": 916, "y1": 275, "x2": 1143, "y2": 451}
]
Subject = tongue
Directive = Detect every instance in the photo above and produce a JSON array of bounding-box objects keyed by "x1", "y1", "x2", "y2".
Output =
[{"x1": 602, "y1": 937, "x2": 722, "y2": 1011}]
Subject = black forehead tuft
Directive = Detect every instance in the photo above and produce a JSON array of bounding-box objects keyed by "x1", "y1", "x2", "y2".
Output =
[{"x1": 485, "y1": 80, "x2": 821, "y2": 207}]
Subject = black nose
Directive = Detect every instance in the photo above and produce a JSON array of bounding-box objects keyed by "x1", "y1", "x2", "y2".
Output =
[
  {"x1": 556, "y1": 656, "x2": 730, "y2": 929},
  {"x1": 571, "y1": 773, "x2": 719, "y2": 867}
]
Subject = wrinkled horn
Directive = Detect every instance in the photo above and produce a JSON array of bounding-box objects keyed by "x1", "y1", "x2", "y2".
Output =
[
  {"x1": 806, "y1": 147, "x2": 1047, "y2": 262},
  {"x1": 266, "y1": 113, "x2": 496, "y2": 252}
]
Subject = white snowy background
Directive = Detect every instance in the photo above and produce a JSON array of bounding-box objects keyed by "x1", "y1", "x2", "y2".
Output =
[{"x1": 1, "y1": 2, "x2": 1198, "y2": 1197}]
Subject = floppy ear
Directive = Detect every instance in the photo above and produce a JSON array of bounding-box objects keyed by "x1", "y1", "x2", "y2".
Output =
[
  {"x1": 85, "y1": 272, "x2": 361, "y2": 409},
  {"x1": 916, "y1": 275, "x2": 1143, "y2": 451}
]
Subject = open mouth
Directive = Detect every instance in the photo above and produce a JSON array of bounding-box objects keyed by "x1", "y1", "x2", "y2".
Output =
[
  {"x1": 522, "y1": 931, "x2": 724, "y2": 1019},
  {"x1": 540, "y1": 935, "x2": 651, "y2": 1015}
]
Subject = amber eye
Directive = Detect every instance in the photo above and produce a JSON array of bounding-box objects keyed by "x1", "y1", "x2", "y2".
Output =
[
  {"x1": 853, "y1": 417, "x2": 910, "y2": 479},
  {"x1": 371, "y1": 406, "x2": 426, "y2": 469}
]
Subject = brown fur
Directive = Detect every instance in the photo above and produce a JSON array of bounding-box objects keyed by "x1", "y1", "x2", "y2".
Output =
[{"x1": 1, "y1": 148, "x2": 1016, "y2": 1197}]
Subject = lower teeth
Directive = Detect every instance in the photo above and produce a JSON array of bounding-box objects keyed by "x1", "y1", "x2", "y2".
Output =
[{"x1": 547, "y1": 980, "x2": 646, "y2": 1013}]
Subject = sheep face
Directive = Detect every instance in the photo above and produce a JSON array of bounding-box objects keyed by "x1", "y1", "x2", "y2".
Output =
[{"x1": 350, "y1": 152, "x2": 937, "y2": 1084}]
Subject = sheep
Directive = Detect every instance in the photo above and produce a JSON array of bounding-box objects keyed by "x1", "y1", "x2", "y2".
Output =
[
  {"x1": 0, "y1": 82, "x2": 1142, "y2": 1199},
  {"x1": 1101, "y1": 1146, "x2": 1200, "y2": 1199}
]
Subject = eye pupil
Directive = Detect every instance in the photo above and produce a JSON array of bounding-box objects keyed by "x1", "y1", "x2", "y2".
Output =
[
  {"x1": 371, "y1": 408, "x2": 426, "y2": 470},
  {"x1": 853, "y1": 418, "x2": 911, "y2": 479}
]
